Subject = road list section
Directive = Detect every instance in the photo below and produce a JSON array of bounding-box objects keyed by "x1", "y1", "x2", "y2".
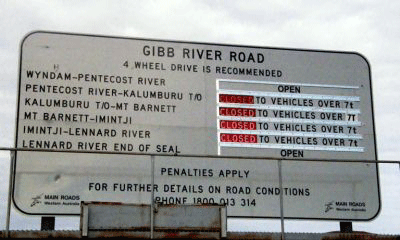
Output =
[{"x1": 18, "y1": 68, "x2": 199, "y2": 155}]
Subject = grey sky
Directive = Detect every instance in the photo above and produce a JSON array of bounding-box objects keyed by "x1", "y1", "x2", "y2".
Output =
[{"x1": 1, "y1": 0, "x2": 400, "y2": 234}]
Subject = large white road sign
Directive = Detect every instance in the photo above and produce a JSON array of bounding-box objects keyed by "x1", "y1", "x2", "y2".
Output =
[{"x1": 14, "y1": 31, "x2": 379, "y2": 220}]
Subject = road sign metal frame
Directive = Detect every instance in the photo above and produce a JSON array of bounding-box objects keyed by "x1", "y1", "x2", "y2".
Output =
[{"x1": 13, "y1": 31, "x2": 380, "y2": 220}]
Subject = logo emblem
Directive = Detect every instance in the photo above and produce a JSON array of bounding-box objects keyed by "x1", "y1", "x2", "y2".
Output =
[
  {"x1": 30, "y1": 193, "x2": 43, "y2": 207},
  {"x1": 325, "y1": 201, "x2": 334, "y2": 213}
]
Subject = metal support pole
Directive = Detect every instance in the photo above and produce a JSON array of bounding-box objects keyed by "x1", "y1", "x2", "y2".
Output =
[
  {"x1": 340, "y1": 221, "x2": 353, "y2": 233},
  {"x1": 40, "y1": 216, "x2": 55, "y2": 230},
  {"x1": 150, "y1": 155, "x2": 155, "y2": 239},
  {"x1": 5, "y1": 151, "x2": 16, "y2": 238},
  {"x1": 81, "y1": 204, "x2": 89, "y2": 237},
  {"x1": 278, "y1": 160, "x2": 285, "y2": 240}
]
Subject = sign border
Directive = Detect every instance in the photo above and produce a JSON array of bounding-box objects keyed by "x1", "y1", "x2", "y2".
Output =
[{"x1": 13, "y1": 30, "x2": 380, "y2": 221}]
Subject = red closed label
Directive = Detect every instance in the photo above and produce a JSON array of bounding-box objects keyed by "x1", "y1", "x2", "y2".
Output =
[
  {"x1": 219, "y1": 94, "x2": 254, "y2": 104},
  {"x1": 219, "y1": 107, "x2": 256, "y2": 117},
  {"x1": 220, "y1": 120, "x2": 256, "y2": 130},
  {"x1": 220, "y1": 134, "x2": 258, "y2": 143}
]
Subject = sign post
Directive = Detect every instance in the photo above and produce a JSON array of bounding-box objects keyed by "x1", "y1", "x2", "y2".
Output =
[
  {"x1": 14, "y1": 31, "x2": 379, "y2": 220},
  {"x1": 40, "y1": 216, "x2": 55, "y2": 231}
]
